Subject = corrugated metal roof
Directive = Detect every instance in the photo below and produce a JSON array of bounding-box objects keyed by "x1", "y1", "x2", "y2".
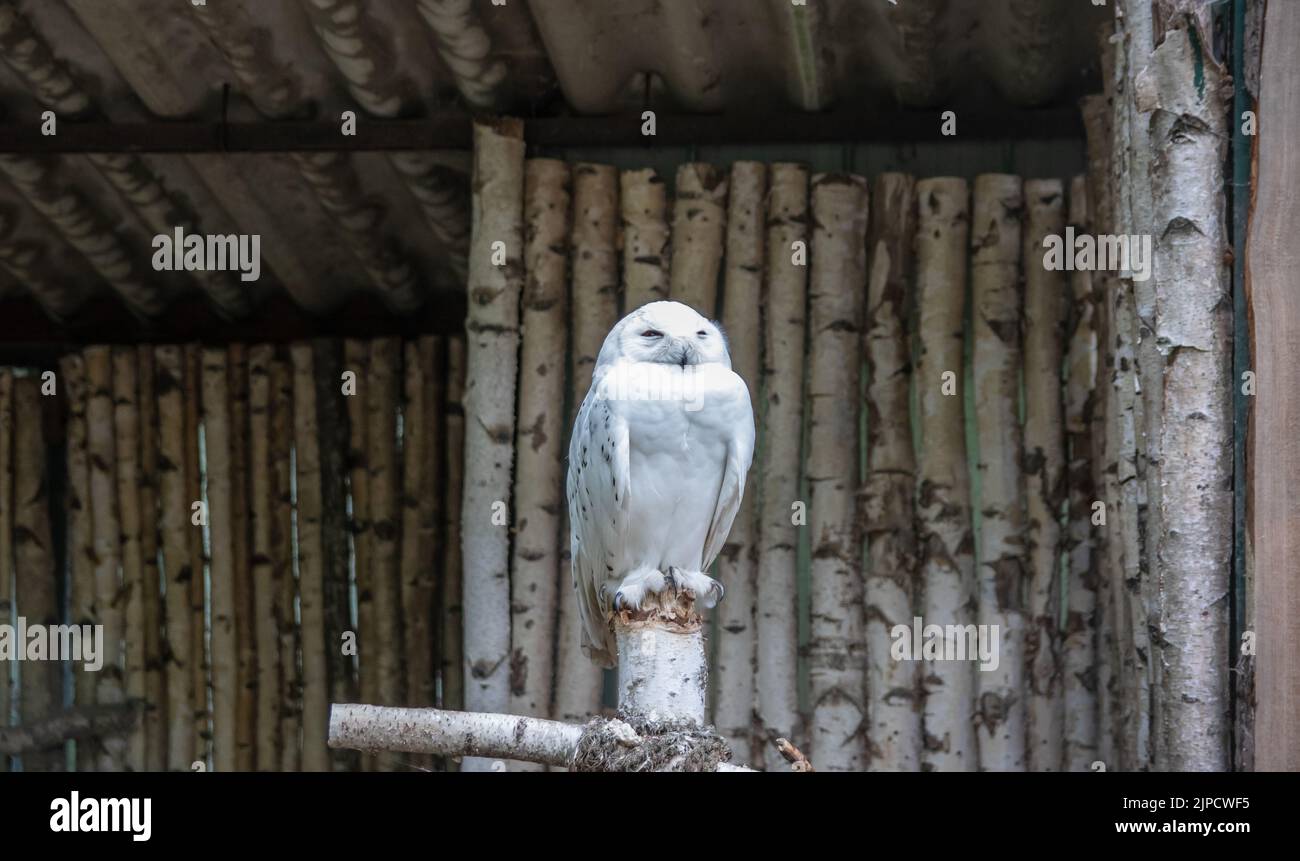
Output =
[{"x1": 0, "y1": 0, "x2": 1106, "y2": 323}]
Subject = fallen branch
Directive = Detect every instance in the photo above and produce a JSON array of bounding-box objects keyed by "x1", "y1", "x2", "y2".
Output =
[{"x1": 0, "y1": 702, "x2": 141, "y2": 755}]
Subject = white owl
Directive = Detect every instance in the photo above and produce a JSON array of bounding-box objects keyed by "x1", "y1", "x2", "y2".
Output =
[{"x1": 567, "y1": 300, "x2": 756, "y2": 668}]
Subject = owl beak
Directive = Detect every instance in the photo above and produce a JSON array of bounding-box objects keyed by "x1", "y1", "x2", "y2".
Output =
[{"x1": 669, "y1": 338, "x2": 694, "y2": 368}]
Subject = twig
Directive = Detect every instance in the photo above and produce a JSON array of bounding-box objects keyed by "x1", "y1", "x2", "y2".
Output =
[{"x1": 774, "y1": 737, "x2": 815, "y2": 772}]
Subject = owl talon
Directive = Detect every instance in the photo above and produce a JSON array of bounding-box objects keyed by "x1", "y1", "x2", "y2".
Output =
[{"x1": 672, "y1": 569, "x2": 724, "y2": 609}]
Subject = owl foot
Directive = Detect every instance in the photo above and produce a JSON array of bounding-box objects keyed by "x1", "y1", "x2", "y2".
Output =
[
  {"x1": 667, "y1": 567, "x2": 724, "y2": 609},
  {"x1": 612, "y1": 566, "x2": 669, "y2": 612}
]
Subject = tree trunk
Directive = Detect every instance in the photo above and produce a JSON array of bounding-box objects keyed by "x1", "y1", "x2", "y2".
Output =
[
  {"x1": 713, "y1": 161, "x2": 765, "y2": 765},
  {"x1": 1022, "y1": 178, "x2": 1067, "y2": 771},
  {"x1": 269, "y1": 352, "x2": 300, "y2": 771},
  {"x1": 755, "y1": 162, "x2": 808, "y2": 767},
  {"x1": 620, "y1": 167, "x2": 670, "y2": 311},
  {"x1": 86, "y1": 345, "x2": 127, "y2": 771},
  {"x1": 1135, "y1": 13, "x2": 1232, "y2": 771},
  {"x1": 1062, "y1": 176, "x2": 1100, "y2": 772},
  {"x1": 113, "y1": 346, "x2": 147, "y2": 771},
  {"x1": 555, "y1": 161, "x2": 618, "y2": 726},
  {"x1": 915, "y1": 177, "x2": 977, "y2": 772},
  {"x1": 13, "y1": 377, "x2": 62, "y2": 771},
  {"x1": 60, "y1": 352, "x2": 98, "y2": 770},
  {"x1": 971, "y1": 173, "x2": 1027, "y2": 771},
  {"x1": 461, "y1": 118, "x2": 525, "y2": 770},
  {"x1": 863, "y1": 172, "x2": 921, "y2": 771},
  {"x1": 291, "y1": 342, "x2": 330, "y2": 772},
  {"x1": 248, "y1": 344, "x2": 282, "y2": 770},
  {"x1": 344, "y1": 339, "x2": 373, "y2": 724},
  {"x1": 181, "y1": 344, "x2": 208, "y2": 768},
  {"x1": 136, "y1": 346, "x2": 166, "y2": 772},
  {"x1": 509, "y1": 158, "x2": 571, "y2": 763},
  {"x1": 201, "y1": 347, "x2": 238, "y2": 772},
  {"x1": 367, "y1": 337, "x2": 404, "y2": 724},
  {"x1": 668, "y1": 163, "x2": 727, "y2": 316},
  {"x1": 227, "y1": 344, "x2": 256, "y2": 772},
  {"x1": 440, "y1": 335, "x2": 466, "y2": 716},
  {"x1": 155, "y1": 345, "x2": 195, "y2": 770},
  {"x1": 806, "y1": 172, "x2": 869, "y2": 771}
]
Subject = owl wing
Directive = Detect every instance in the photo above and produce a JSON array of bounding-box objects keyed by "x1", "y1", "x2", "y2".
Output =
[
  {"x1": 699, "y1": 378, "x2": 757, "y2": 572},
  {"x1": 566, "y1": 379, "x2": 629, "y2": 669}
]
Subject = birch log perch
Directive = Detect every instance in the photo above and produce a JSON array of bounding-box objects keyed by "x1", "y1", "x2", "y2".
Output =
[
  {"x1": 971, "y1": 173, "x2": 1027, "y2": 771},
  {"x1": 714, "y1": 160, "x2": 765, "y2": 765},
  {"x1": 0, "y1": 369, "x2": 15, "y2": 772},
  {"x1": 1136, "y1": 15, "x2": 1232, "y2": 772},
  {"x1": 113, "y1": 347, "x2": 147, "y2": 772},
  {"x1": 755, "y1": 163, "x2": 809, "y2": 766},
  {"x1": 509, "y1": 158, "x2": 571, "y2": 755},
  {"x1": 291, "y1": 342, "x2": 330, "y2": 772},
  {"x1": 620, "y1": 167, "x2": 670, "y2": 311},
  {"x1": 155, "y1": 345, "x2": 195, "y2": 770},
  {"x1": 14, "y1": 377, "x2": 62, "y2": 771},
  {"x1": 461, "y1": 118, "x2": 525, "y2": 763},
  {"x1": 1023, "y1": 179, "x2": 1067, "y2": 772},
  {"x1": 555, "y1": 162, "x2": 618, "y2": 727},
  {"x1": 863, "y1": 172, "x2": 920, "y2": 772},
  {"x1": 202, "y1": 346, "x2": 238, "y2": 772},
  {"x1": 1062, "y1": 176, "x2": 1099, "y2": 772},
  {"x1": 806, "y1": 172, "x2": 869, "y2": 771},
  {"x1": 915, "y1": 177, "x2": 977, "y2": 772},
  {"x1": 86, "y1": 345, "x2": 127, "y2": 772},
  {"x1": 668, "y1": 163, "x2": 727, "y2": 316}
]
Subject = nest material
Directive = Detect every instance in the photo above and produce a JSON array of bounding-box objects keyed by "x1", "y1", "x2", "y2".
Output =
[{"x1": 569, "y1": 714, "x2": 732, "y2": 772}]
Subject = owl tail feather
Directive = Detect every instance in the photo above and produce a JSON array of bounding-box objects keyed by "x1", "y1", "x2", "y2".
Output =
[{"x1": 581, "y1": 629, "x2": 618, "y2": 670}]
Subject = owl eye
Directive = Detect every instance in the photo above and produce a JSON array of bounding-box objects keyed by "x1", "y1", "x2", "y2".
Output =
[
  {"x1": 697, "y1": 330, "x2": 708, "y2": 337},
  {"x1": 640, "y1": 329, "x2": 663, "y2": 338}
]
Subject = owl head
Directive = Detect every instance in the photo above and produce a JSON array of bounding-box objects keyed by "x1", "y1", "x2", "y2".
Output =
[{"x1": 599, "y1": 300, "x2": 731, "y2": 369}]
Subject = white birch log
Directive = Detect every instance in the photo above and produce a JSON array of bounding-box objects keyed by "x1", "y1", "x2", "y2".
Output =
[
  {"x1": 509, "y1": 159, "x2": 571, "y2": 750},
  {"x1": 113, "y1": 347, "x2": 147, "y2": 772},
  {"x1": 86, "y1": 345, "x2": 127, "y2": 772},
  {"x1": 269, "y1": 353, "x2": 300, "y2": 771},
  {"x1": 399, "y1": 339, "x2": 434, "y2": 719},
  {"x1": 291, "y1": 342, "x2": 330, "y2": 772},
  {"x1": 1023, "y1": 178, "x2": 1067, "y2": 772},
  {"x1": 461, "y1": 118, "x2": 525, "y2": 766},
  {"x1": 806, "y1": 172, "x2": 869, "y2": 771},
  {"x1": 61, "y1": 352, "x2": 98, "y2": 770},
  {"x1": 971, "y1": 173, "x2": 1027, "y2": 771},
  {"x1": 182, "y1": 345, "x2": 208, "y2": 768},
  {"x1": 13, "y1": 378, "x2": 63, "y2": 771},
  {"x1": 343, "y1": 339, "x2": 374, "y2": 720},
  {"x1": 1135, "y1": 15, "x2": 1232, "y2": 771},
  {"x1": 915, "y1": 177, "x2": 977, "y2": 772},
  {"x1": 367, "y1": 336, "x2": 404, "y2": 716},
  {"x1": 614, "y1": 599, "x2": 708, "y2": 726},
  {"x1": 155, "y1": 345, "x2": 195, "y2": 770},
  {"x1": 864, "y1": 172, "x2": 921, "y2": 771},
  {"x1": 248, "y1": 345, "x2": 282, "y2": 770},
  {"x1": 1062, "y1": 176, "x2": 1100, "y2": 772},
  {"x1": 136, "y1": 346, "x2": 165, "y2": 772},
  {"x1": 755, "y1": 163, "x2": 809, "y2": 766},
  {"x1": 201, "y1": 347, "x2": 238, "y2": 772},
  {"x1": 227, "y1": 344, "x2": 256, "y2": 772},
  {"x1": 714, "y1": 160, "x2": 765, "y2": 765},
  {"x1": 555, "y1": 162, "x2": 618, "y2": 726},
  {"x1": 668, "y1": 163, "x2": 727, "y2": 317},
  {"x1": 620, "y1": 167, "x2": 670, "y2": 311}
]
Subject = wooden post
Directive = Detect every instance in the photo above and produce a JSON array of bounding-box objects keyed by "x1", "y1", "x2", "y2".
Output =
[
  {"x1": 863, "y1": 172, "x2": 921, "y2": 771},
  {"x1": 806, "y1": 172, "x2": 869, "y2": 771},
  {"x1": 113, "y1": 347, "x2": 147, "y2": 771},
  {"x1": 440, "y1": 336, "x2": 466, "y2": 717},
  {"x1": 13, "y1": 377, "x2": 62, "y2": 771},
  {"x1": 269, "y1": 351, "x2": 300, "y2": 771},
  {"x1": 1023, "y1": 178, "x2": 1067, "y2": 771},
  {"x1": 249, "y1": 344, "x2": 282, "y2": 770},
  {"x1": 755, "y1": 163, "x2": 808, "y2": 766},
  {"x1": 136, "y1": 346, "x2": 166, "y2": 772},
  {"x1": 915, "y1": 177, "x2": 977, "y2": 772},
  {"x1": 367, "y1": 337, "x2": 404, "y2": 720},
  {"x1": 202, "y1": 346, "x2": 238, "y2": 772},
  {"x1": 620, "y1": 167, "x2": 670, "y2": 311},
  {"x1": 344, "y1": 338, "x2": 374, "y2": 714},
  {"x1": 228, "y1": 344, "x2": 256, "y2": 772},
  {"x1": 713, "y1": 161, "x2": 765, "y2": 765},
  {"x1": 509, "y1": 158, "x2": 571, "y2": 757},
  {"x1": 971, "y1": 173, "x2": 1027, "y2": 771}
]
